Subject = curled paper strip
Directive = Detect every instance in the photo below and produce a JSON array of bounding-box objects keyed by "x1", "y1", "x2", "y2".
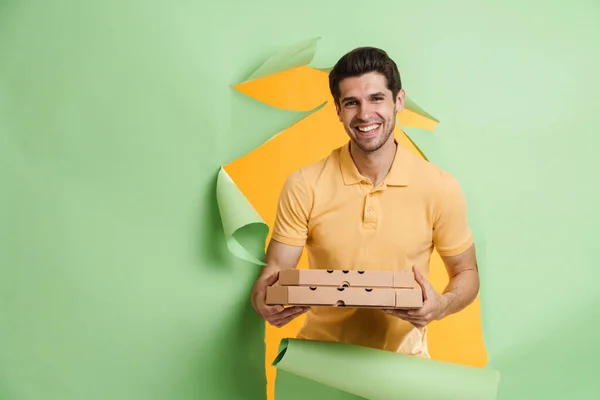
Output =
[
  {"x1": 216, "y1": 167, "x2": 269, "y2": 265},
  {"x1": 273, "y1": 338, "x2": 501, "y2": 400}
]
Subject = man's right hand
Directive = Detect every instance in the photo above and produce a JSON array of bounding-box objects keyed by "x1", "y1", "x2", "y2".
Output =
[{"x1": 251, "y1": 270, "x2": 310, "y2": 328}]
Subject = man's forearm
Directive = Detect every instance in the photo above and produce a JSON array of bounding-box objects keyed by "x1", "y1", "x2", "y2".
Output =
[
  {"x1": 261, "y1": 261, "x2": 281, "y2": 276},
  {"x1": 261, "y1": 239, "x2": 304, "y2": 279},
  {"x1": 439, "y1": 269, "x2": 480, "y2": 319}
]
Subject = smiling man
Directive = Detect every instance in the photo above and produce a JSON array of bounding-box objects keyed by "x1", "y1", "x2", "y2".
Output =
[{"x1": 250, "y1": 47, "x2": 480, "y2": 357}]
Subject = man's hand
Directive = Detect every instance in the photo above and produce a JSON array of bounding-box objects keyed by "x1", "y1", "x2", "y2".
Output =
[
  {"x1": 251, "y1": 270, "x2": 309, "y2": 328},
  {"x1": 382, "y1": 266, "x2": 446, "y2": 329}
]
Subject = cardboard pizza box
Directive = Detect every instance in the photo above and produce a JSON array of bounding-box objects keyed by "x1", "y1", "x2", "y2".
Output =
[
  {"x1": 277, "y1": 269, "x2": 416, "y2": 289},
  {"x1": 266, "y1": 285, "x2": 423, "y2": 309}
]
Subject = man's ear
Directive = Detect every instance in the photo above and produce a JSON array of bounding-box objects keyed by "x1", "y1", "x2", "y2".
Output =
[
  {"x1": 395, "y1": 89, "x2": 406, "y2": 113},
  {"x1": 335, "y1": 102, "x2": 342, "y2": 122}
]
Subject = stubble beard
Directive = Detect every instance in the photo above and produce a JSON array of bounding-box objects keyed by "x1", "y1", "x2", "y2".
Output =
[{"x1": 350, "y1": 119, "x2": 395, "y2": 154}]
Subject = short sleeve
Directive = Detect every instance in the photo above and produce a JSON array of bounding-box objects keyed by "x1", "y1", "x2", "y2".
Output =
[
  {"x1": 432, "y1": 174, "x2": 474, "y2": 257},
  {"x1": 271, "y1": 170, "x2": 311, "y2": 247}
]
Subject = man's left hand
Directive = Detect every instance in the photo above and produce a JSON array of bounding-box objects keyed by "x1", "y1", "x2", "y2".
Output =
[{"x1": 382, "y1": 266, "x2": 447, "y2": 328}]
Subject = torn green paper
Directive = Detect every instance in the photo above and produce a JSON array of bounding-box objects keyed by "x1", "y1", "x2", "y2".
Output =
[
  {"x1": 274, "y1": 371, "x2": 366, "y2": 400},
  {"x1": 216, "y1": 167, "x2": 268, "y2": 266},
  {"x1": 315, "y1": 66, "x2": 334, "y2": 74},
  {"x1": 259, "y1": 101, "x2": 327, "y2": 146},
  {"x1": 241, "y1": 37, "x2": 321, "y2": 83},
  {"x1": 273, "y1": 338, "x2": 501, "y2": 400},
  {"x1": 404, "y1": 96, "x2": 440, "y2": 123},
  {"x1": 224, "y1": 88, "x2": 328, "y2": 166}
]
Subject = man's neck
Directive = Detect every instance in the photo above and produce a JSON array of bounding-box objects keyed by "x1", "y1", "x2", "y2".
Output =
[{"x1": 349, "y1": 138, "x2": 397, "y2": 186}]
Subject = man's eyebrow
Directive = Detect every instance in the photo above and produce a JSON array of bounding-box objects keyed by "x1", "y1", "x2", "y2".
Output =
[
  {"x1": 341, "y1": 96, "x2": 358, "y2": 104},
  {"x1": 341, "y1": 92, "x2": 387, "y2": 104}
]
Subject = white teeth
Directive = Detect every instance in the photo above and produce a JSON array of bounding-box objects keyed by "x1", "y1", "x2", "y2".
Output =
[{"x1": 357, "y1": 124, "x2": 379, "y2": 132}]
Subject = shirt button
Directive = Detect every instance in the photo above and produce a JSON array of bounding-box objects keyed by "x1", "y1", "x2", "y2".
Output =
[{"x1": 368, "y1": 207, "x2": 373, "y2": 212}]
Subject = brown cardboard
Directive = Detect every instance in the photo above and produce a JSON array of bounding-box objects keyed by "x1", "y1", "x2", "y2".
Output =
[
  {"x1": 395, "y1": 288, "x2": 424, "y2": 309},
  {"x1": 277, "y1": 269, "x2": 416, "y2": 289},
  {"x1": 266, "y1": 285, "x2": 423, "y2": 309}
]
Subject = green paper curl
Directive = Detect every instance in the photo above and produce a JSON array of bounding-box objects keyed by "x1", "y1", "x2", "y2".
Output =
[{"x1": 273, "y1": 338, "x2": 500, "y2": 400}]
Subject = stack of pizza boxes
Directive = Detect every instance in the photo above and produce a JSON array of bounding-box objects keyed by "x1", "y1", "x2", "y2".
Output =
[{"x1": 266, "y1": 269, "x2": 423, "y2": 309}]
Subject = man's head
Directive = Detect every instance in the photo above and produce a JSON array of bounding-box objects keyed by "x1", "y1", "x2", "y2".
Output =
[{"x1": 329, "y1": 47, "x2": 405, "y2": 154}]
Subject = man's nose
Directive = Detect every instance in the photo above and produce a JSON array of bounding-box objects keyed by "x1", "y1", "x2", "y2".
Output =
[{"x1": 358, "y1": 104, "x2": 373, "y2": 121}]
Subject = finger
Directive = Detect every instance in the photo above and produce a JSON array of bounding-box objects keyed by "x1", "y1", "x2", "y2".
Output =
[
  {"x1": 382, "y1": 309, "x2": 430, "y2": 324},
  {"x1": 407, "y1": 304, "x2": 431, "y2": 317},
  {"x1": 387, "y1": 312, "x2": 428, "y2": 324},
  {"x1": 410, "y1": 320, "x2": 427, "y2": 329},
  {"x1": 269, "y1": 307, "x2": 309, "y2": 327},
  {"x1": 261, "y1": 270, "x2": 280, "y2": 286},
  {"x1": 384, "y1": 312, "x2": 426, "y2": 326},
  {"x1": 254, "y1": 271, "x2": 283, "y2": 313},
  {"x1": 383, "y1": 307, "x2": 427, "y2": 317},
  {"x1": 402, "y1": 317, "x2": 426, "y2": 325},
  {"x1": 271, "y1": 311, "x2": 306, "y2": 328},
  {"x1": 266, "y1": 305, "x2": 307, "y2": 321},
  {"x1": 253, "y1": 288, "x2": 285, "y2": 314},
  {"x1": 382, "y1": 309, "x2": 422, "y2": 321},
  {"x1": 406, "y1": 312, "x2": 432, "y2": 322},
  {"x1": 412, "y1": 266, "x2": 430, "y2": 301},
  {"x1": 263, "y1": 304, "x2": 285, "y2": 314},
  {"x1": 382, "y1": 309, "x2": 411, "y2": 318}
]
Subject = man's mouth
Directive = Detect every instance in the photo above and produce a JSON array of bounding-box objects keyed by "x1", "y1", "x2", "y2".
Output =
[{"x1": 355, "y1": 123, "x2": 381, "y2": 136}]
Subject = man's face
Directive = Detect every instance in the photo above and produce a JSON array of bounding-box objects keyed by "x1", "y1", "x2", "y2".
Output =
[{"x1": 335, "y1": 72, "x2": 405, "y2": 153}]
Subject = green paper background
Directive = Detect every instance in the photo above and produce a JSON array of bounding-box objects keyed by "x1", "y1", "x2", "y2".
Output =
[{"x1": 1, "y1": 0, "x2": 599, "y2": 399}]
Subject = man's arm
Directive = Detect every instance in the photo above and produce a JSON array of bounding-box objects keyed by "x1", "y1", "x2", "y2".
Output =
[
  {"x1": 396, "y1": 171, "x2": 480, "y2": 325},
  {"x1": 383, "y1": 245, "x2": 480, "y2": 328},
  {"x1": 438, "y1": 243, "x2": 480, "y2": 318},
  {"x1": 261, "y1": 238, "x2": 304, "y2": 277},
  {"x1": 250, "y1": 239, "x2": 309, "y2": 328},
  {"x1": 251, "y1": 168, "x2": 312, "y2": 327}
]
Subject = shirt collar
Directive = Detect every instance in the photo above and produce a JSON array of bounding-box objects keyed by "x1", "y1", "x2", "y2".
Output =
[{"x1": 340, "y1": 140, "x2": 412, "y2": 187}]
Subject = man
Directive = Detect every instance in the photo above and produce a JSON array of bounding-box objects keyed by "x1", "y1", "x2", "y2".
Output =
[{"x1": 250, "y1": 46, "x2": 480, "y2": 357}]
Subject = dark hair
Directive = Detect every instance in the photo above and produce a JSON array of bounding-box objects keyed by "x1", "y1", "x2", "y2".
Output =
[{"x1": 328, "y1": 47, "x2": 402, "y2": 105}]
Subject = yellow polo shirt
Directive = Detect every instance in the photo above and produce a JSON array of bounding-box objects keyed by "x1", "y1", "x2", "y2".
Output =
[{"x1": 271, "y1": 141, "x2": 473, "y2": 356}]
